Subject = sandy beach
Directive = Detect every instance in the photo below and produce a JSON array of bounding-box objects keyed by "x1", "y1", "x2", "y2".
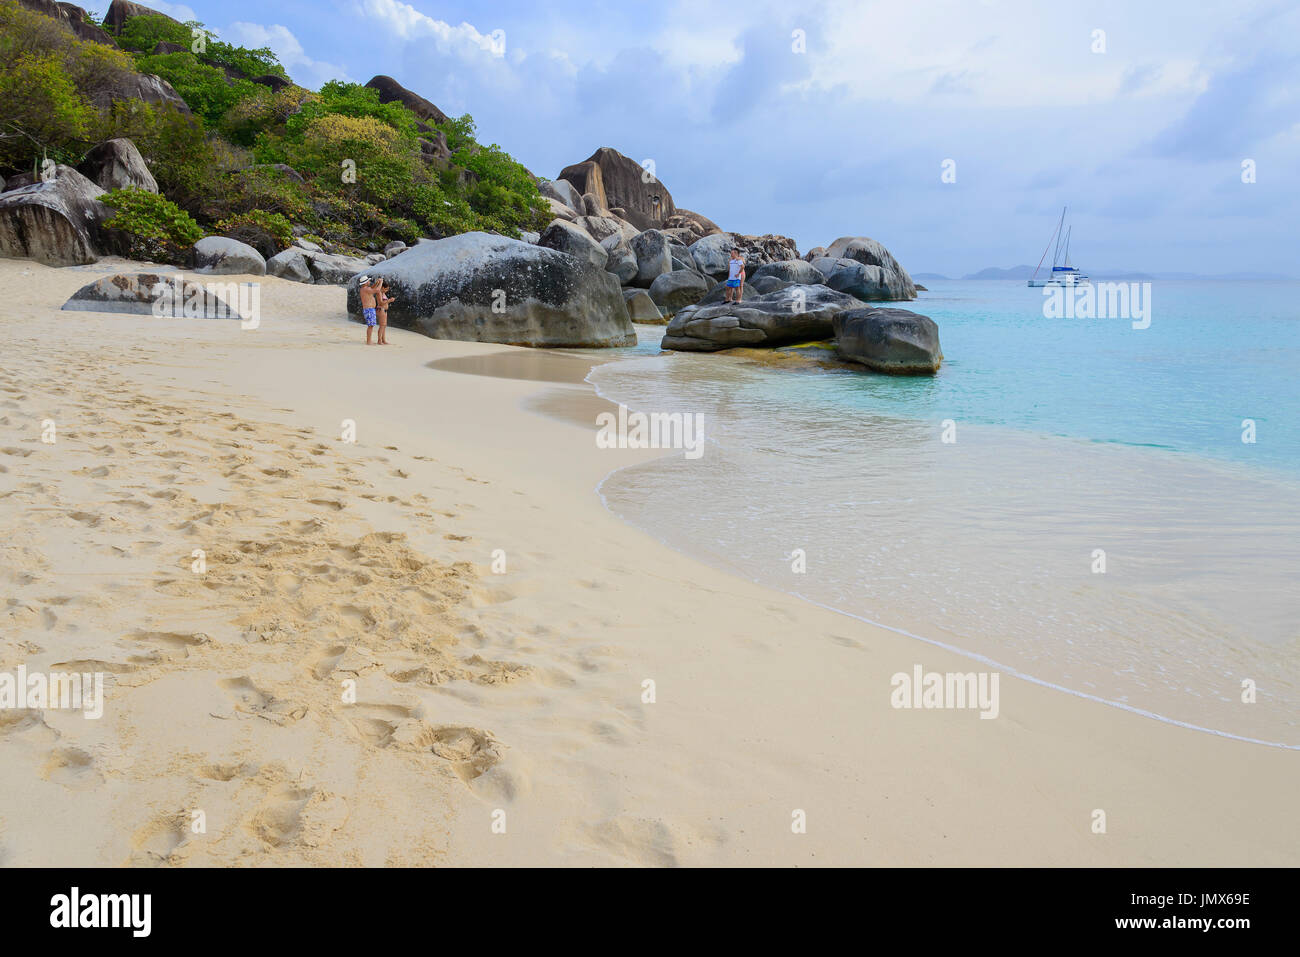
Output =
[{"x1": 1, "y1": 257, "x2": 1295, "y2": 867}]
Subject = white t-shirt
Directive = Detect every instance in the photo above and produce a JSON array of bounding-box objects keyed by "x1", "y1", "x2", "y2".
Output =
[{"x1": 728, "y1": 257, "x2": 744, "y2": 280}]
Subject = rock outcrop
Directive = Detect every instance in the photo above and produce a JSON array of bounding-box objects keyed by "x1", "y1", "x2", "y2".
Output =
[
  {"x1": 560, "y1": 147, "x2": 675, "y2": 231},
  {"x1": 629, "y1": 229, "x2": 673, "y2": 287},
  {"x1": 812, "y1": 256, "x2": 915, "y2": 301},
  {"x1": 648, "y1": 270, "x2": 709, "y2": 314},
  {"x1": 344, "y1": 232, "x2": 634, "y2": 348},
  {"x1": 540, "y1": 178, "x2": 583, "y2": 214},
  {"x1": 266, "y1": 248, "x2": 312, "y2": 283},
  {"x1": 833, "y1": 307, "x2": 942, "y2": 374},
  {"x1": 662, "y1": 284, "x2": 860, "y2": 352},
  {"x1": 689, "y1": 232, "x2": 801, "y2": 279},
  {"x1": 813, "y1": 236, "x2": 916, "y2": 300},
  {"x1": 18, "y1": 0, "x2": 116, "y2": 44},
  {"x1": 61, "y1": 272, "x2": 245, "y2": 318},
  {"x1": 104, "y1": 72, "x2": 191, "y2": 113},
  {"x1": 0, "y1": 165, "x2": 121, "y2": 266},
  {"x1": 750, "y1": 259, "x2": 823, "y2": 286},
  {"x1": 364, "y1": 75, "x2": 450, "y2": 125},
  {"x1": 104, "y1": 0, "x2": 177, "y2": 34},
  {"x1": 622, "y1": 288, "x2": 664, "y2": 324},
  {"x1": 77, "y1": 138, "x2": 158, "y2": 193},
  {"x1": 192, "y1": 236, "x2": 266, "y2": 275},
  {"x1": 663, "y1": 209, "x2": 721, "y2": 241},
  {"x1": 304, "y1": 251, "x2": 369, "y2": 285},
  {"x1": 538, "y1": 219, "x2": 608, "y2": 270},
  {"x1": 600, "y1": 233, "x2": 638, "y2": 285}
]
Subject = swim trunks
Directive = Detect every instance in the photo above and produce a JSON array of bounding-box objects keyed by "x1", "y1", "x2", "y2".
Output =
[
  {"x1": 363, "y1": 307, "x2": 377, "y2": 326},
  {"x1": 725, "y1": 279, "x2": 741, "y2": 288}
]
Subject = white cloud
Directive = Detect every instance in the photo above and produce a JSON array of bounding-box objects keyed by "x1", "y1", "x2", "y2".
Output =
[
  {"x1": 355, "y1": 0, "x2": 505, "y2": 58},
  {"x1": 148, "y1": 1, "x2": 198, "y2": 22},
  {"x1": 223, "y1": 22, "x2": 349, "y2": 87}
]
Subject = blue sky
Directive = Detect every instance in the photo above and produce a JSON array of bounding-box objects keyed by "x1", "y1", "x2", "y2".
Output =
[{"x1": 143, "y1": 0, "x2": 1298, "y2": 276}]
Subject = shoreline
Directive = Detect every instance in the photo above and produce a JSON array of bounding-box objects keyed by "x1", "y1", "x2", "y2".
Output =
[{"x1": 2, "y1": 258, "x2": 1296, "y2": 866}]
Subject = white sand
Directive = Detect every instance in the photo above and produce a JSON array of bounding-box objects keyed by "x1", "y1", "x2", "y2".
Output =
[{"x1": 0, "y1": 257, "x2": 1294, "y2": 866}]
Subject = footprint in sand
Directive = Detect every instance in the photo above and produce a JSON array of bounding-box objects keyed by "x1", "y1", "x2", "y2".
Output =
[
  {"x1": 249, "y1": 784, "x2": 348, "y2": 850},
  {"x1": 126, "y1": 814, "x2": 187, "y2": 866},
  {"x1": 215, "y1": 676, "x2": 306, "y2": 725},
  {"x1": 130, "y1": 630, "x2": 209, "y2": 660},
  {"x1": 42, "y1": 747, "x2": 104, "y2": 790}
]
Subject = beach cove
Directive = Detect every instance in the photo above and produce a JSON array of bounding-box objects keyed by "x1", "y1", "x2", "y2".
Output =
[{"x1": 1, "y1": 258, "x2": 1294, "y2": 867}]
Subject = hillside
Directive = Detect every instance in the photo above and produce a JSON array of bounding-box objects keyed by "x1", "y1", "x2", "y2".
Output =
[{"x1": 0, "y1": 0, "x2": 548, "y2": 260}]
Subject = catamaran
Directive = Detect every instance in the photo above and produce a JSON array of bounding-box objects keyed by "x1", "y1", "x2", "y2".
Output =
[{"x1": 1028, "y1": 207, "x2": 1089, "y2": 286}]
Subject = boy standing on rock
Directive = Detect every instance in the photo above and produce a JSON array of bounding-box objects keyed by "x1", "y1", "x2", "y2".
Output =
[{"x1": 725, "y1": 248, "x2": 745, "y2": 303}]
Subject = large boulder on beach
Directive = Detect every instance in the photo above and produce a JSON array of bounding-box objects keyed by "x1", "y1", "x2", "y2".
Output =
[
  {"x1": 813, "y1": 236, "x2": 916, "y2": 300},
  {"x1": 623, "y1": 288, "x2": 664, "y2": 324},
  {"x1": 630, "y1": 229, "x2": 673, "y2": 287},
  {"x1": 834, "y1": 307, "x2": 942, "y2": 374},
  {"x1": 538, "y1": 219, "x2": 607, "y2": 269},
  {"x1": 76, "y1": 138, "x2": 158, "y2": 193},
  {"x1": 266, "y1": 248, "x2": 312, "y2": 283},
  {"x1": 60, "y1": 272, "x2": 246, "y2": 318},
  {"x1": 813, "y1": 257, "x2": 915, "y2": 301},
  {"x1": 662, "y1": 284, "x2": 859, "y2": 352},
  {"x1": 751, "y1": 259, "x2": 823, "y2": 286},
  {"x1": 749, "y1": 275, "x2": 790, "y2": 295},
  {"x1": 192, "y1": 236, "x2": 266, "y2": 275},
  {"x1": 688, "y1": 233, "x2": 736, "y2": 278},
  {"x1": 689, "y1": 232, "x2": 801, "y2": 279},
  {"x1": 648, "y1": 269, "x2": 709, "y2": 314},
  {"x1": 345, "y1": 232, "x2": 634, "y2": 348},
  {"x1": 578, "y1": 214, "x2": 633, "y2": 244},
  {"x1": 0, "y1": 165, "x2": 121, "y2": 266},
  {"x1": 305, "y1": 251, "x2": 369, "y2": 285},
  {"x1": 601, "y1": 233, "x2": 639, "y2": 284}
]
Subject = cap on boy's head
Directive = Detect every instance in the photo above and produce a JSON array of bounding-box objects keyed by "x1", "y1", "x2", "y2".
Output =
[{"x1": 357, "y1": 275, "x2": 372, "y2": 285}]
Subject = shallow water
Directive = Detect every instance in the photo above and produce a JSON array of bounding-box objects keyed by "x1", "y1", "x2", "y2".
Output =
[{"x1": 585, "y1": 281, "x2": 1300, "y2": 745}]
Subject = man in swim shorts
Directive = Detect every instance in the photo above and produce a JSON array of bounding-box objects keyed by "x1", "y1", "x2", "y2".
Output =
[
  {"x1": 725, "y1": 247, "x2": 745, "y2": 303},
  {"x1": 358, "y1": 276, "x2": 379, "y2": 345}
]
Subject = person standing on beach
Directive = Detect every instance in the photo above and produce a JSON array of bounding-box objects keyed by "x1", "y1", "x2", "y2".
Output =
[
  {"x1": 725, "y1": 248, "x2": 745, "y2": 303},
  {"x1": 358, "y1": 276, "x2": 379, "y2": 345},
  {"x1": 375, "y1": 280, "x2": 395, "y2": 345}
]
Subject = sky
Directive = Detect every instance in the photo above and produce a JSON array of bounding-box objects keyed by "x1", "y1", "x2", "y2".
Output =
[{"x1": 141, "y1": 0, "x2": 1299, "y2": 276}]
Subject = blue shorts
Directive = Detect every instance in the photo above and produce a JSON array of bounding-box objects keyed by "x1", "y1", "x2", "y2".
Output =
[
  {"x1": 725, "y1": 279, "x2": 741, "y2": 288},
  {"x1": 363, "y1": 307, "x2": 377, "y2": 326}
]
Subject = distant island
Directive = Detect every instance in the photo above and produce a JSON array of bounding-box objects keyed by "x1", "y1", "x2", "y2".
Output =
[{"x1": 916, "y1": 267, "x2": 1296, "y2": 281}]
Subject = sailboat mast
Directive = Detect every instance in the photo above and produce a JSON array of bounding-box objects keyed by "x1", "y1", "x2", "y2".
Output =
[
  {"x1": 1063, "y1": 226, "x2": 1072, "y2": 267},
  {"x1": 1052, "y1": 207, "x2": 1067, "y2": 266}
]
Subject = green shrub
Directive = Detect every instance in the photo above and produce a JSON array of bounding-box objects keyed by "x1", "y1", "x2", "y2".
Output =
[
  {"x1": 0, "y1": 52, "x2": 93, "y2": 168},
  {"x1": 134, "y1": 51, "x2": 257, "y2": 125},
  {"x1": 101, "y1": 185, "x2": 203, "y2": 263},
  {"x1": 215, "y1": 208, "x2": 293, "y2": 256},
  {"x1": 115, "y1": 13, "x2": 190, "y2": 52}
]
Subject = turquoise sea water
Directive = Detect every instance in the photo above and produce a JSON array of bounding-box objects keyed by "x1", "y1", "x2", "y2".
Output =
[{"x1": 587, "y1": 280, "x2": 1300, "y2": 745}]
